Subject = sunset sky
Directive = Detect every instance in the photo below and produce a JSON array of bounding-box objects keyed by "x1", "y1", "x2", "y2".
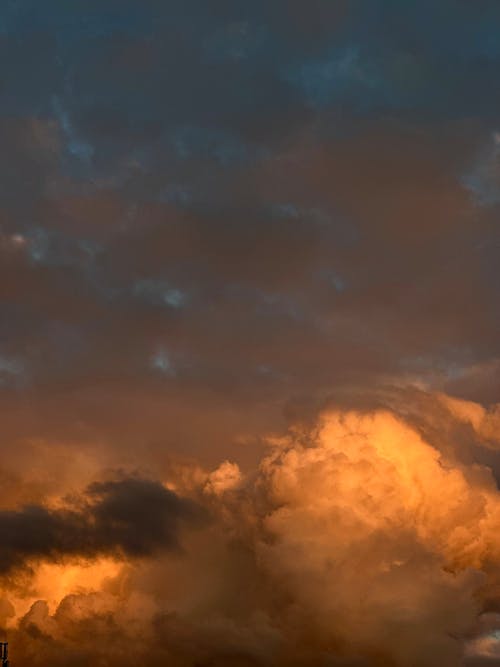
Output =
[{"x1": 1, "y1": 2, "x2": 500, "y2": 665}]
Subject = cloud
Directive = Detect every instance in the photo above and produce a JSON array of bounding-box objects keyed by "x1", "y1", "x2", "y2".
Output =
[
  {"x1": 1, "y1": 2, "x2": 500, "y2": 665},
  {"x1": 462, "y1": 132, "x2": 500, "y2": 206},
  {"x1": 0, "y1": 477, "x2": 204, "y2": 576},
  {"x1": 438, "y1": 394, "x2": 500, "y2": 449},
  {"x1": 2, "y1": 394, "x2": 500, "y2": 666}
]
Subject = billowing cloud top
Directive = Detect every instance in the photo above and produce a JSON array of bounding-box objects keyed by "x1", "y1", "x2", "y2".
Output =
[{"x1": 0, "y1": 1, "x2": 500, "y2": 665}]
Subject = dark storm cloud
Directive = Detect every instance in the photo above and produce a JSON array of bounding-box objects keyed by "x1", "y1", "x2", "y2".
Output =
[{"x1": 0, "y1": 478, "x2": 203, "y2": 574}]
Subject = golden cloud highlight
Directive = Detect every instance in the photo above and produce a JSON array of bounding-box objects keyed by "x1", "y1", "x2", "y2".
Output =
[{"x1": 3, "y1": 393, "x2": 500, "y2": 666}]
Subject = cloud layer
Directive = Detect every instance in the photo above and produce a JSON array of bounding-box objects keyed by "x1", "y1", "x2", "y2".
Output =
[
  {"x1": 1, "y1": 1, "x2": 500, "y2": 665},
  {"x1": 0, "y1": 393, "x2": 499, "y2": 666}
]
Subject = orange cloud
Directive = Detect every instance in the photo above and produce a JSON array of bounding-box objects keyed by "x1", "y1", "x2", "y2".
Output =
[{"x1": 4, "y1": 393, "x2": 500, "y2": 666}]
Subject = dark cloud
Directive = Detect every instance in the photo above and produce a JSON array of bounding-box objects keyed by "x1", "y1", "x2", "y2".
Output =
[
  {"x1": 0, "y1": 478, "x2": 204, "y2": 574},
  {"x1": 0, "y1": 1, "x2": 500, "y2": 665}
]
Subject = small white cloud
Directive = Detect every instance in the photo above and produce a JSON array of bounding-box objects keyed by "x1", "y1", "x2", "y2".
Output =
[
  {"x1": 0, "y1": 356, "x2": 23, "y2": 375},
  {"x1": 463, "y1": 131, "x2": 500, "y2": 206},
  {"x1": 30, "y1": 229, "x2": 51, "y2": 263},
  {"x1": 325, "y1": 271, "x2": 346, "y2": 292},
  {"x1": 52, "y1": 96, "x2": 94, "y2": 163},
  {"x1": 0, "y1": 355, "x2": 26, "y2": 387},
  {"x1": 134, "y1": 279, "x2": 186, "y2": 309},
  {"x1": 290, "y1": 46, "x2": 379, "y2": 108},
  {"x1": 162, "y1": 288, "x2": 185, "y2": 308},
  {"x1": 150, "y1": 349, "x2": 175, "y2": 376},
  {"x1": 159, "y1": 184, "x2": 192, "y2": 206},
  {"x1": 271, "y1": 203, "x2": 299, "y2": 219}
]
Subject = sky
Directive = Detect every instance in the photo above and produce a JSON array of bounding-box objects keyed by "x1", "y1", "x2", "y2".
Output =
[{"x1": 0, "y1": 1, "x2": 500, "y2": 665}]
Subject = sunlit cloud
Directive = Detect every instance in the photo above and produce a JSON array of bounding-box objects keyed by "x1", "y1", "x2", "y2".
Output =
[{"x1": 1, "y1": 2, "x2": 500, "y2": 665}]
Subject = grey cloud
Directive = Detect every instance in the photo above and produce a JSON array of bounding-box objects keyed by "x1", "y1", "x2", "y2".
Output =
[{"x1": 0, "y1": 478, "x2": 204, "y2": 575}]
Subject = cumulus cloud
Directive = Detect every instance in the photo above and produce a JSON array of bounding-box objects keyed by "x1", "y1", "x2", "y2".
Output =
[
  {"x1": 204, "y1": 461, "x2": 243, "y2": 496},
  {"x1": 438, "y1": 394, "x2": 500, "y2": 449},
  {"x1": 1, "y1": 393, "x2": 500, "y2": 666},
  {"x1": 254, "y1": 407, "x2": 500, "y2": 665}
]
